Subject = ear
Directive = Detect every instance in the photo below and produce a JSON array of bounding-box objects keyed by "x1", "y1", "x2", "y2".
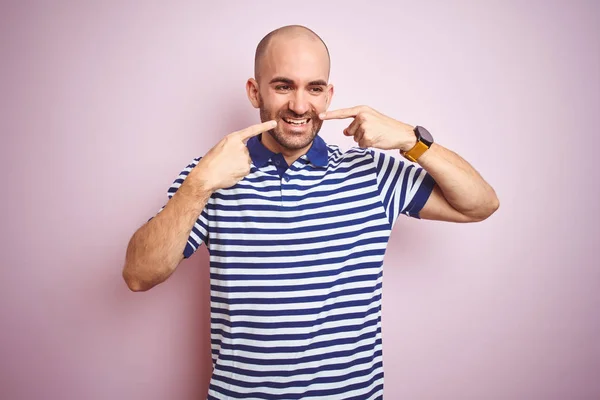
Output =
[
  {"x1": 246, "y1": 78, "x2": 260, "y2": 109},
  {"x1": 325, "y1": 83, "x2": 334, "y2": 109}
]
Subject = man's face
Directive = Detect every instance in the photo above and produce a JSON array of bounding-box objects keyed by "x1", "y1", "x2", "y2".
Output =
[{"x1": 253, "y1": 37, "x2": 333, "y2": 150}]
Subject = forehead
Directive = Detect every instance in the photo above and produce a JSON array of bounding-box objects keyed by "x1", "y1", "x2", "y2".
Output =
[{"x1": 261, "y1": 37, "x2": 329, "y2": 83}]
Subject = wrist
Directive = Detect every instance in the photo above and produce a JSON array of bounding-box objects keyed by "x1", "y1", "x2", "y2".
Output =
[
  {"x1": 398, "y1": 128, "x2": 418, "y2": 152},
  {"x1": 187, "y1": 168, "x2": 216, "y2": 196},
  {"x1": 400, "y1": 125, "x2": 434, "y2": 163}
]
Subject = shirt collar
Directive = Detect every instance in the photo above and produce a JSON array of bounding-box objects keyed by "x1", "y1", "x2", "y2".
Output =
[{"x1": 247, "y1": 134, "x2": 328, "y2": 168}]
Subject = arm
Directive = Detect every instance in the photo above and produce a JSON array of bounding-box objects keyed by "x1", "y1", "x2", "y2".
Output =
[
  {"x1": 415, "y1": 143, "x2": 499, "y2": 222},
  {"x1": 319, "y1": 106, "x2": 499, "y2": 223},
  {"x1": 122, "y1": 174, "x2": 211, "y2": 292},
  {"x1": 122, "y1": 120, "x2": 277, "y2": 292}
]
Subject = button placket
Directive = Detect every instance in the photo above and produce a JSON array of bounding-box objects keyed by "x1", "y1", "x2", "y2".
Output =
[{"x1": 280, "y1": 173, "x2": 296, "y2": 207}]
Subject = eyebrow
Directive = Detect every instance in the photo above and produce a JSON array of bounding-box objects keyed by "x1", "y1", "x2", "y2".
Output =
[{"x1": 269, "y1": 77, "x2": 328, "y2": 86}]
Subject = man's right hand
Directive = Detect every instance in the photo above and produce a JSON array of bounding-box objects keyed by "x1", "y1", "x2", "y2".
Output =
[{"x1": 190, "y1": 120, "x2": 277, "y2": 192}]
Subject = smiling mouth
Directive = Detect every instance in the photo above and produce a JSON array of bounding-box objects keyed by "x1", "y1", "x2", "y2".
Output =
[{"x1": 282, "y1": 117, "x2": 311, "y2": 126}]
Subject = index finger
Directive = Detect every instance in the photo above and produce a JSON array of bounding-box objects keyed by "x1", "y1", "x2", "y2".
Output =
[
  {"x1": 319, "y1": 107, "x2": 362, "y2": 120},
  {"x1": 235, "y1": 120, "x2": 277, "y2": 141}
]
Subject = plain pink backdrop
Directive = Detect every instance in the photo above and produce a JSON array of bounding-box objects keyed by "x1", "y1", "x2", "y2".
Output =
[{"x1": 1, "y1": 1, "x2": 599, "y2": 399}]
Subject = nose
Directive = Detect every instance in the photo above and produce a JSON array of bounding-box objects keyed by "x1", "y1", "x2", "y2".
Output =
[{"x1": 288, "y1": 90, "x2": 311, "y2": 116}]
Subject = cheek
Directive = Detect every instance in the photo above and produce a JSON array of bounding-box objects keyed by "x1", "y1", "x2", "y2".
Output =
[
  {"x1": 262, "y1": 94, "x2": 288, "y2": 112},
  {"x1": 312, "y1": 96, "x2": 328, "y2": 111}
]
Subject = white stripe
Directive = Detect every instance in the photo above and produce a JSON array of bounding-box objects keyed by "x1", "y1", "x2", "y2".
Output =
[
  {"x1": 210, "y1": 302, "x2": 382, "y2": 337},
  {"x1": 208, "y1": 218, "x2": 388, "y2": 243},
  {"x1": 208, "y1": 206, "x2": 382, "y2": 230},
  {"x1": 211, "y1": 254, "x2": 385, "y2": 276},
  {"x1": 210, "y1": 274, "x2": 383, "y2": 301},
  {"x1": 211, "y1": 286, "x2": 382, "y2": 313},
  {"x1": 210, "y1": 240, "x2": 387, "y2": 265},
  {"x1": 210, "y1": 360, "x2": 383, "y2": 396},
  {"x1": 210, "y1": 228, "x2": 388, "y2": 253},
  {"x1": 213, "y1": 340, "x2": 382, "y2": 375},
  {"x1": 212, "y1": 355, "x2": 383, "y2": 386},
  {"x1": 207, "y1": 196, "x2": 380, "y2": 218}
]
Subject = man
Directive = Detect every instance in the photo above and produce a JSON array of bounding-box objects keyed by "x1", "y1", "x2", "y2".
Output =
[{"x1": 123, "y1": 25, "x2": 498, "y2": 399}]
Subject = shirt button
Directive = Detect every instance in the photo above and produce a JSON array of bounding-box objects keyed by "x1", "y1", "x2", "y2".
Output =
[
  {"x1": 284, "y1": 176, "x2": 290, "y2": 182},
  {"x1": 275, "y1": 160, "x2": 280, "y2": 165}
]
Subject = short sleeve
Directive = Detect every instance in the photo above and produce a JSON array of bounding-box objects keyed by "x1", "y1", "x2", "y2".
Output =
[
  {"x1": 369, "y1": 149, "x2": 436, "y2": 226},
  {"x1": 153, "y1": 157, "x2": 210, "y2": 259}
]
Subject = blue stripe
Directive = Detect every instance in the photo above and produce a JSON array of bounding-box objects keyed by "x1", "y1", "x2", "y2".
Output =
[
  {"x1": 211, "y1": 281, "x2": 383, "y2": 306},
  {"x1": 214, "y1": 337, "x2": 382, "y2": 367},
  {"x1": 210, "y1": 261, "x2": 383, "y2": 282},
  {"x1": 212, "y1": 200, "x2": 380, "y2": 224},
  {"x1": 348, "y1": 383, "x2": 384, "y2": 400},
  {"x1": 213, "y1": 348, "x2": 383, "y2": 379},
  {"x1": 211, "y1": 313, "x2": 380, "y2": 343},
  {"x1": 211, "y1": 271, "x2": 380, "y2": 294},
  {"x1": 209, "y1": 223, "x2": 388, "y2": 247},
  {"x1": 210, "y1": 236, "x2": 388, "y2": 259},
  {"x1": 206, "y1": 189, "x2": 381, "y2": 212},
  {"x1": 210, "y1": 213, "x2": 385, "y2": 235},
  {"x1": 213, "y1": 359, "x2": 383, "y2": 390},
  {"x1": 398, "y1": 164, "x2": 411, "y2": 212},
  {"x1": 209, "y1": 248, "x2": 386, "y2": 271},
  {"x1": 210, "y1": 300, "x2": 381, "y2": 330},
  {"x1": 404, "y1": 172, "x2": 436, "y2": 217},
  {"x1": 211, "y1": 295, "x2": 380, "y2": 320},
  {"x1": 240, "y1": 172, "x2": 281, "y2": 184},
  {"x1": 380, "y1": 155, "x2": 398, "y2": 212},
  {"x1": 213, "y1": 178, "x2": 377, "y2": 203},
  {"x1": 243, "y1": 163, "x2": 374, "y2": 188},
  {"x1": 215, "y1": 325, "x2": 380, "y2": 355},
  {"x1": 210, "y1": 368, "x2": 383, "y2": 399}
]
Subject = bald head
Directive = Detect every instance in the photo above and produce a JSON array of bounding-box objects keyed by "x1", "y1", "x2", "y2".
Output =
[{"x1": 254, "y1": 25, "x2": 330, "y2": 83}]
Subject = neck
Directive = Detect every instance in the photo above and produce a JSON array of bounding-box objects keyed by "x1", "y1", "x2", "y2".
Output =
[{"x1": 261, "y1": 132, "x2": 312, "y2": 166}]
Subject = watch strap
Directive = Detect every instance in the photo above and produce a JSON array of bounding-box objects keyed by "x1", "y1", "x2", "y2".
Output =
[{"x1": 401, "y1": 140, "x2": 430, "y2": 162}]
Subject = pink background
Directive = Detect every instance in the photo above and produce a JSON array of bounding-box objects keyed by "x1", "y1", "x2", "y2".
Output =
[{"x1": 1, "y1": 1, "x2": 599, "y2": 399}]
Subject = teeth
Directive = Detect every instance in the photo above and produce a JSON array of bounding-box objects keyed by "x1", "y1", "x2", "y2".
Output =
[{"x1": 284, "y1": 118, "x2": 308, "y2": 125}]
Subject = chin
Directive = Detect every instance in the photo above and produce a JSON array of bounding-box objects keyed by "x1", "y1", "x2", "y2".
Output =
[{"x1": 273, "y1": 129, "x2": 316, "y2": 150}]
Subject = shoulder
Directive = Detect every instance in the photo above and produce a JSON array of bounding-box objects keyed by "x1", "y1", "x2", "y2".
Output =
[
  {"x1": 325, "y1": 144, "x2": 376, "y2": 165},
  {"x1": 325, "y1": 146, "x2": 414, "y2": 179},
  {"x1": 166, "y1": 156, "x2": 203, "y2": 198}
]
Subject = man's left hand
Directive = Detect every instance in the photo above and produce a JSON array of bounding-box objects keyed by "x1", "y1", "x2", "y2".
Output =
[{"x1": 319, "y1": 106, "x2": 417, "y2": 152}]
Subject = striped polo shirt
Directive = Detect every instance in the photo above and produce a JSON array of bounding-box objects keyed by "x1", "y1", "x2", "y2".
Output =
[{"x1": 161, "y1": 133, "x2": 435, "y2": 399}]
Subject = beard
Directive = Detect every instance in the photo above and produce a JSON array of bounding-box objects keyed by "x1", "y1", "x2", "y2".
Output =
[{"x1": 258, "y1": 96, "x2": 323, "y2": 150}]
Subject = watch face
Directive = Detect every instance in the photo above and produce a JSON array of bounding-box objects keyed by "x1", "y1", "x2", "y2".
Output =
[{"x1": 416, "y1": 126, "x2": 433, "y2": 146}]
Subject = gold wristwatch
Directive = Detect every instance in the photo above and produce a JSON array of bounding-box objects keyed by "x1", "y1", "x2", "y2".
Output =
[{"x1": 401, "y1": 126, "x2": 434, "y2": 162}]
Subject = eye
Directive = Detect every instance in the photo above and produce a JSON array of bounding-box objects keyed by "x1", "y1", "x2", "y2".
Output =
[
  {"x1": 275, "y1": 85, "x2": 292, "y2": 91},
  {"x1": 309, "y1": 87, "x2": 324, "y2": 93}
]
